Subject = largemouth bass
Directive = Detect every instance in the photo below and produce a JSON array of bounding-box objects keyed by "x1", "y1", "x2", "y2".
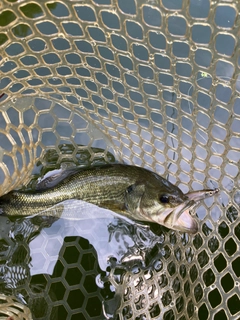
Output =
[{"x1": 0, "y1": 164, "x2": 218, "y2": 233}]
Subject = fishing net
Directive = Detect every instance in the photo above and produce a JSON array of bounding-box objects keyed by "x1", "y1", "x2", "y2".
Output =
[
  {"x1": 0, "y1": 0, "x2": 239, "y2": 319},
  {"x1": 0, "y1": 293, "x2": 32, "y2": 319}
]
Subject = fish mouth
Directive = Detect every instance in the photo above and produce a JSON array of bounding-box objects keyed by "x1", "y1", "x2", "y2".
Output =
[
  {"x1": 170, "y1": 200, "x2": 198, "y2": 233},
  {"x1": 156, "y1": 200, "x2": 198, "y2": 234},
  {"x1": 153, "y1": 188, "x2": 219, "y2": 233}
]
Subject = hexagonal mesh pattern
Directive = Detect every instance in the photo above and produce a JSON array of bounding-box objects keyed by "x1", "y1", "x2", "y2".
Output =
[
  {"x1": 0, "y1": 0, "x2": 239, "y2": 319},
  {"x1": 0, "y1": 293, "x2": 32, "y2": 319}
]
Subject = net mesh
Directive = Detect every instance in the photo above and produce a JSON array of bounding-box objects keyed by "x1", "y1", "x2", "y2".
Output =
[
  {"x1": 0, "y1": 293, "x2": 32, "y2": 319},
  {"x1": 0, "y1": 0, "x2": 239, "y2": 319}
]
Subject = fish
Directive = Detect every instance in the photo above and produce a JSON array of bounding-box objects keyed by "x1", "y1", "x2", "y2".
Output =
[{"x1": 0, "y1": 164, "x2": 219, "y2": 233}]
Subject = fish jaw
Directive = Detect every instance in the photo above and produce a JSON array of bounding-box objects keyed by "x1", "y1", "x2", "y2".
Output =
[
  {"x1": 159, "y1": 188, "x2": 219, "y2": 233},
  {"x1": 149, "y1": 202, "x2": 198, "y2": 234},
  {"x1": 173, "y1": 208, "x2": 198, "y2": 233}
]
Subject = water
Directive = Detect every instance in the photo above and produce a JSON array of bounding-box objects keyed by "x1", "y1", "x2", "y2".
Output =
[{"x1": 0, "y1": 146, "x2": 166, "y2": 319}]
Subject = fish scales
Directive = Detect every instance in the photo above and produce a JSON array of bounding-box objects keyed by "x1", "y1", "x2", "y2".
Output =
[
  {"x1": 0, "y1": 164, "x2": 219, "y2": 233},
  {"x1": 0, "y1": 165, "x2": 140, "y2": 216}
]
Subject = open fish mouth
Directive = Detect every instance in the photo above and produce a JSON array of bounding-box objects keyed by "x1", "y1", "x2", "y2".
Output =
[
  {"x1": 168, "y1": 188, "x2": 219, "y2": 233},
  {"x1": 170, "y1": 200, "x2": 198, "y2": 233},
  {"x1": 153, "y1": 200, "x2": 198, "y2": 234}
]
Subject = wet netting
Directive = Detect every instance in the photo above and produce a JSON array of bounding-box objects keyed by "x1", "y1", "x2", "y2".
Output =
[{"x1": 0, "y1": 0, "x2": 239, "y2": 319}]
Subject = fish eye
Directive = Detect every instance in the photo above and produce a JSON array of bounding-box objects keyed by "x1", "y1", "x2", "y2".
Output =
[
  {"x1": 159, "y1": 194, "x2": 169, "y2": 203},
  {"x1": 126, "y1": 185, "x2": 134, "y2": 194}
]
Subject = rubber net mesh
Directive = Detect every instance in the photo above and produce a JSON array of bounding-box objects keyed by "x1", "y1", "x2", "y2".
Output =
[{"x1": 0, "y1": 0, "x2": 239, "y2": 319}]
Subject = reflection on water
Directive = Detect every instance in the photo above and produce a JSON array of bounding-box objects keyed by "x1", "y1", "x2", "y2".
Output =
[
  {"x1": 0, "y1": 200, "x2": 165, "y2": 319},
  {"x1": 25, "y1": 200, "x2": 164, "y2": 274}
]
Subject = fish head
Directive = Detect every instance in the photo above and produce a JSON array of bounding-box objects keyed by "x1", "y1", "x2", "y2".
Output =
[{"x1": 125, "y1": 174, "x2": 199, "y2": 233}]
